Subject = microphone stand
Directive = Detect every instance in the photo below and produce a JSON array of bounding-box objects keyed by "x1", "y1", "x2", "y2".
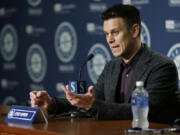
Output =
[
  {"x1": 79, "y1": 53, "x2": 94, "y2": 81},
  {"x1": 70, "y1": 54, "x2": 94, "y2": 118}
]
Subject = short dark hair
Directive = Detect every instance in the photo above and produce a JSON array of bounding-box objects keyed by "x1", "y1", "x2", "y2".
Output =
[{"x1": 101, "y1": 4, "x2": 141, "y2": 35}]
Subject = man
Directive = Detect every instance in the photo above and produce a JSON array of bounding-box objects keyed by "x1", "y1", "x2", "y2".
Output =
[{"x1": 30, "y1": 4, "x2": 179, "y2": 123}]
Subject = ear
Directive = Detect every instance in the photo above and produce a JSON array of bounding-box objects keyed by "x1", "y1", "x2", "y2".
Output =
[{"x1": 131, "y1": 24, "x2": 140, "y2": 38}]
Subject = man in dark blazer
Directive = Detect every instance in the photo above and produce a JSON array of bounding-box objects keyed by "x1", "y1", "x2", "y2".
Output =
[
  {"x1": 30, "y1": 4, "x2": 179, "y2": 123},
  {"x1": 90, "y1": 44, "x2": 179, "y2": 123}
]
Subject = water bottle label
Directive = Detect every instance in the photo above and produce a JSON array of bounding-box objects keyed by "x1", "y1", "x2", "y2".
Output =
[{"x1": 132, "y1": 96, "x2": 148, "y2": 106}]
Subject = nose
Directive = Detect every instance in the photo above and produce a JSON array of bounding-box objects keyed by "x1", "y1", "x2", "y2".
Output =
[{"x1": 107, "y1": 34, "x2": 115, "y2": 44}]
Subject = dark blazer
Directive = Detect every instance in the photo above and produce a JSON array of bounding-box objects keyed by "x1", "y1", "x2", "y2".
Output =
[
  {"x1": 53, "y1": 45, "x2": 179, "y2": 123},
  {"x1": 90, "y1": 45, "x2": 179, "y2": 123}
]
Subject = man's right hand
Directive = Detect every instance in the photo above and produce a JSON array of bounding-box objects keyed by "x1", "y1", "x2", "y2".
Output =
[{"x1": 29, "y1": 90, "x2": 52, "y2": 111}]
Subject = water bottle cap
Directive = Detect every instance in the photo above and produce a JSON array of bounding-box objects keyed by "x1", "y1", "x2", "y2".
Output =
[{"x1": 136, "y1": 81, "x2": 144, "y2": 86}]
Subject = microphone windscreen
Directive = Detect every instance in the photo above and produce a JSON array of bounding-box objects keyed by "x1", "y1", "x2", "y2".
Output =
[{"x1": 87, "y1": 54, "x2": 94, "y2": 61}]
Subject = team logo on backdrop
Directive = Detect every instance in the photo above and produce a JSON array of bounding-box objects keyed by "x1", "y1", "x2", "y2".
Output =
[
  {"x1": 0, "y1": 78, "x2": 19, "y2": 90},
  {"x1": 122, "y1": 0, "x2": 150, "y2": 5},
  {"x1": 3, "y1": 96, "x2": 16, "y2": 105},
  {"x1": 25, "y1": 25, "x2": 46, "y2": 36},
  {"x1": 1, "y1": 79, "x2": 8, "y2": 88},
  {"x1": 168, "y1": 43, "x2": 180, "y2": 87},
  {"x1": 87, "y1": 43, "x2": 111, "y2": 84},
  {"x1": 165, "y1": 20, "x2": 180, "y2": 32},
  {"x1": 169, "y1": 0, "x2": 180, "y2": 7},
  {"x1": 0, "y1": 8, "x2": 16, "y2": 17},
  {"x1": 89, "y1": 3, "x2": 107, "y2": 12},
  {"x1": 86, "y1": 22, "x2": 103, "y2": 35},
  {"x1": 122, "y1": 0, "x2": 132, "y2": 4},
  {"x1": 56, "y1": 82, "x2": 64, "y2": 92},
  {"x1": 0, "y1": 24, "x2": 18, "y2": 61},
  {"x1": 27, "y1": 0, "x2": 42, "y2": 7},
  {"x1": 0, "y1": 8, "x2": 5, "y2": 16},
  {"x1": 54, "y1": 3, "x2": 63, "y2": 13},
  {"x1": 55, "y1": 22, "x2": 77, "y2": 63},
  {"x1": 26, "y1": 44, "x2": 47, "y2": 83},
  {"x1": 141, "y1": 21, "x2": 151, "y2": 47},
  {"x1": 53, "y1": 3, "x2": 76, "y2": 14}
]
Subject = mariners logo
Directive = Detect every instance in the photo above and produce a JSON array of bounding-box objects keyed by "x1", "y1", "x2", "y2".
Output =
[
  {"x1": 3, "y1": 96, "x2": 16, "y2": 105},
  {"x1": 141, "y1": 21, "x2": 151, "y2": 47},
  {"x1": 168, "y1": 43, "x2": 180, "y2": 87},
  {"x1": 26, "y1": 44, "x2": 47, "y2": 83},
  {"x1": 87, "y1": 43, "x2": 111, "y2": 84},
  {"x1": 0, "y1": 24, "x2": 18, "y2": 61},
  {"x1": 27, "y1": 0, "x2": 42, "y2": 7},
  {"x1": 122, "y1": 0, "x2": 131, "y2": 4},
  {"x1": 55, "y1": 22, "x2": 77, "y2": 63}
]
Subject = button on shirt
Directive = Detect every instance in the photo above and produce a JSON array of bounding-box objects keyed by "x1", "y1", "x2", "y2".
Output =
[{"x1": 120, "y1": 45, "x2": 144, "y2": 102}]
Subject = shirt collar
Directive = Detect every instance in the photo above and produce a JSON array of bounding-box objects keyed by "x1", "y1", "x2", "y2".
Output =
[{"x1": 121, "y1": 43, "x2": 144, "y2": 67}]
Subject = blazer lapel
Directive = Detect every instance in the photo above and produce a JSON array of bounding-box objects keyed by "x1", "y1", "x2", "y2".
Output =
[
  {"x1": 125, "y1": 46, "x2": 152, "y2": 103},
  {"x1": 108, "y1": 58, "x2": 122, "y2": 102}
]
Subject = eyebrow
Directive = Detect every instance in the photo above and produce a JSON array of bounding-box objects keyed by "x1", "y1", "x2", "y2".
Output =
[{"x1": 103, "y1": 27, "x2": 122, "y2": 34}]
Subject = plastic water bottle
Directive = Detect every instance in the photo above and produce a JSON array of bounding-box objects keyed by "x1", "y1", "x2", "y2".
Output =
[{"x1": 131, "y1": 81, "x2": 149, "y2": 129}]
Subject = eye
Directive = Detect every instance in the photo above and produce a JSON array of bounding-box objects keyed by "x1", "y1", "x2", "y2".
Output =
[{"x1": 112, "y1": 30, "x2": 119, "y2": 36}]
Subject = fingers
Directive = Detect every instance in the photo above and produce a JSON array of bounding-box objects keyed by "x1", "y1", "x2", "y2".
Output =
[
  {"x1": 29, "y1": 90, "x2": 50, "y2": 108},
  {"x1": 30, "y1": 90, "x2": 48, "y2": 99},
  {"x1": 88, "y1": 86, "x2": 94, "y2": 94},
  {"x1": 61, "y1": 84, "x2": 95, "y2": 109},
  {"x1": 69, "y1": 98, "x2": 81, "y2": 106},
  {"x1": 65, "y1": 85, "x2": 69, "y2": 90},
  {"x1": 36, "y1": 90, "x2": 47, "y2": 97},
  {"x1": 61, "y1": 85, "x2": 75, "y2": 97},
  {"x1": 61, "y1": 85, "x2": 75, "y2": 101},
  {"x1": 30, "y1": 98, "x2": 41, "y2": 107},
  {"x1": 30, "y1": 100, "x2": 41, "y2": 107},
  {"x1": 29, "y1": 90, "x2": 37, "y2": 99},
  {"x1": 61, "y1": 85, "x2": 69, "y2": 93}
]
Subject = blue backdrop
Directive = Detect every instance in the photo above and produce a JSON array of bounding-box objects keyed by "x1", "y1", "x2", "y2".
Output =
[{"x1": 0, "y1": 0, "x2": 180, "y2": 105}]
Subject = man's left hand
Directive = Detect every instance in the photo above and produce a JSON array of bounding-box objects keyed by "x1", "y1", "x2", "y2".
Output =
[{"x1": 61, "y1": 85, "x2": 94, "y2": 110}]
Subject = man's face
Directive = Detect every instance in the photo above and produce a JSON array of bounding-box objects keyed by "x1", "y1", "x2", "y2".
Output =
[{"x1": 103, "y1": 17, "x2": 133, "y2": 58}]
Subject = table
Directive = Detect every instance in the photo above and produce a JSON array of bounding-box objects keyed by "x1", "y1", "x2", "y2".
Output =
[{"x1": 0, "y1": 105, "x2": 174, "y2": 135}]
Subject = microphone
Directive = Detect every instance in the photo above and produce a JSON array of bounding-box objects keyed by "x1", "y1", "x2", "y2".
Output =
[
  {"x1": 69, "y1": 53, "x2": 94, "y2": 118},
  {"x1": 78, "y1": 53, "x2": 94, "y2": 81}
]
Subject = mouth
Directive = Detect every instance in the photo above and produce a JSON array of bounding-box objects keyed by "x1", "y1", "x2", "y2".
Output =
[{"x1": 110, "y1": 45, "x2": 120, "y2": 52}]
